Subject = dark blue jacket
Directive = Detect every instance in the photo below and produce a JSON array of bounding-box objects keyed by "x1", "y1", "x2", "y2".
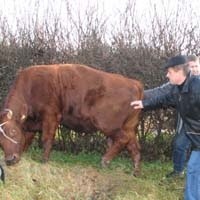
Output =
[
  {"x1": 144, "y1": 82, "x2": 173, "y2": 99},
  {"x1": 143, "y1": 75, "x2": 200, "y2": 149},
  {"x1": 144, "y1": 82, "x2": 182, "y2": 133}
]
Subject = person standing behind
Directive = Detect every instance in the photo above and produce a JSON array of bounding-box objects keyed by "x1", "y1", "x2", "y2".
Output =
[
  {"x1": 131, "y1": 55, "x2": 200, "y2": 199},
  {"x1": 144, "y1": 55, "x2": 200, "y2": 178},
  {"x1": 0, "y1": 164, "x2": 5, "y2": 183}
]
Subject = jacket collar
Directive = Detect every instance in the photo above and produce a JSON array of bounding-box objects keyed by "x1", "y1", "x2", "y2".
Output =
[{"x1": 174, "y1": 72, "x2": 191, "y2": 93}]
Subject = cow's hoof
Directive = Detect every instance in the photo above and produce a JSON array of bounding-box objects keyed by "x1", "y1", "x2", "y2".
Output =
[
  {"x1": 41, "y1": 158, "x2": 48, "y2": 163},
  {"x1": 101, "y1": 159, "x2": 110, "y2": 168},
  {"x1": 133, "y1": 169, "x2": 140, "y2": 177}
]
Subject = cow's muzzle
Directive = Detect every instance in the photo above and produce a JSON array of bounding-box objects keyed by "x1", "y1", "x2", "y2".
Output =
[{"x1": 5, "y1": 154, "x2": 20, "y2": 166}]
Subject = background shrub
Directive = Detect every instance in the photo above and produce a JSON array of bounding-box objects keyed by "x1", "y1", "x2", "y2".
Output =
[{"x1": 0, "y1": 0, "x2": 199, "y2": 160}]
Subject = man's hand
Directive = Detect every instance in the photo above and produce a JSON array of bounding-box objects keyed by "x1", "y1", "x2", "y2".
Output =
[{"x1": 130, "y1": 100, "x2": 144, "y2": 109}]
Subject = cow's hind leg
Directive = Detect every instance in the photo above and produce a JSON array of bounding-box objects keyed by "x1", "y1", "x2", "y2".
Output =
[
  {"x1": 124, "y1": 111, "x2": 141, "y2": 176},
  {"x1": 126, "y1": 137, "x2": 141, "y2": 176},
  {"x1": 106, "y1": 137, "x2": 113, "y2": 150},
  {"x1": 101, "y1": 131, "x2": 128, "y2": 167}
]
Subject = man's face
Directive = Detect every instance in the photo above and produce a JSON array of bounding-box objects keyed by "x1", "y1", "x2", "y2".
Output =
[
  {"x1": 188, "y1": 61, "x2": 200, "y2": 75},
  {"x1": 166, "y1": 67, "x2": 186, "y2": 85}
]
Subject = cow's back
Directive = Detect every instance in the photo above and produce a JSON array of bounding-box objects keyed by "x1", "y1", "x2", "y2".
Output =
[{"x1": 57, "y1": 64, "x2": 143, "y2": 134}]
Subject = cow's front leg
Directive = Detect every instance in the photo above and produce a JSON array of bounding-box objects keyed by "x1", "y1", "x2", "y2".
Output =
[
  {"x1": 23, "y1": 132, "x2": 35, "y2": 151},
  {"x1": 41, "y1": 115, "x2": 60, "y2": 162}
]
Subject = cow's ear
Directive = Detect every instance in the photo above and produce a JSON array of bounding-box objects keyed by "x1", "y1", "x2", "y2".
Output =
[
  {"x1": 7, "y1": 112, "x2": 12, "y2": 119},
  {"x1": 5, "y1": 109, "x2": 13, "y2": 119}
]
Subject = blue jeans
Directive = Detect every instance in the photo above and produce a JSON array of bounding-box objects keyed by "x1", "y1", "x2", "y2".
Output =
[
  {"x1": 184, "y1": 150, "x2": 200, "y2": 200},
  {"x1": 172, "y1": 126, "x2": 191, "y2": 172}
]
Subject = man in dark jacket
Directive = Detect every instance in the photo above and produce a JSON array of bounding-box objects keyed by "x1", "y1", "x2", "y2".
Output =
[
  {"x1": 144, "y1": 55, "x2": 200, "y2": 178},
  {"x1": 131, "y1": 55, "x2": 200, "y2": 199}
]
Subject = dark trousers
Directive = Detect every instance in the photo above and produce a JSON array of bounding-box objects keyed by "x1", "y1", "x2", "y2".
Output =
[
  {"x1": 184, "y1": 150, "x2": 200, "y2": 199},
  {"x1": 172, "y1": 125, "x2": 191, "y2": 172}
]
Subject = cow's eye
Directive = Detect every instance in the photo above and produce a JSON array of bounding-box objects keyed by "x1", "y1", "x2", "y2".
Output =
[{"x1": 10, "y1": 129, "x2": 16, "y2": 137}]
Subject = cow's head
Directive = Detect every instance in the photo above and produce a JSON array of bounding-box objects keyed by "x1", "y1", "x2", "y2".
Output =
[{"x1": 0, "y1": 109, "x2": 25, "y2": 165}]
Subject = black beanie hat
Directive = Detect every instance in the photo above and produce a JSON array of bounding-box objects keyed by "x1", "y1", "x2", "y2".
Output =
[{"x1": 164, "y1": 55, "x2": 188, "y2": 69}]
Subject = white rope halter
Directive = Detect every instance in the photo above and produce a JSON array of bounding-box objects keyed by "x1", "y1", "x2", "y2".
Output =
[{"x1": 0, "y1": 121, "x2": 18, "y2": 144}]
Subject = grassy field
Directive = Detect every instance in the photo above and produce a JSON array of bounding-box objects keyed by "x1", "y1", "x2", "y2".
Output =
[{"x1": 0, "y1": 149, "x2": 184, "y2": 200}]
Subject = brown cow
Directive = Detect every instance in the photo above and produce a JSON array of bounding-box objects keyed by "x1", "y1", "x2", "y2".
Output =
[{"x1": 0, "y1": 64, "x2": 143, "y2": 175}]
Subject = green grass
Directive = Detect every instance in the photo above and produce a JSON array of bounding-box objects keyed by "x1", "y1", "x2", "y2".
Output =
[{"x1": 0, "y1": 149, "x2": 184, "y2": 200}]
